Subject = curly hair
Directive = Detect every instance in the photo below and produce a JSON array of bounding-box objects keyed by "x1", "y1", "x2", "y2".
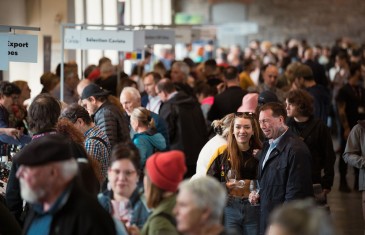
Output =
[
  {"x1": 0, "y1": 81, "x2": 20, "y2": 96},
  {"x1": 286, "y1": 89, "x2": 314, "y2": 117}
]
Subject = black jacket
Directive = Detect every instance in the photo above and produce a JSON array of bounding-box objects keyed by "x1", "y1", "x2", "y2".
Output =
[
  {"x1": 287, "y1": 116, "x2": 335, "y2": 190},
  {"x1": 207, "y1": 86, "x2": 247, "y2": 122},
  {"x1": 93, "y1": 101, "x2": 130, "y2": 148},
  {"x1": 159, "y1": 92, "x2": 208, "y2": 176},
  {"x1": 23, "y1": 180, "x2": 116, "y2": 235},
  {"x1": 258, "y1": 129, "x2": 313, "y2": 234}
]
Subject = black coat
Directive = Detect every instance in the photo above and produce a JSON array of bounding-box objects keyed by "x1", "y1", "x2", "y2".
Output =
[
  {"x1": 23, "y1": 180, "x2": 116, "y2": 235},
  {"x1": 287, "y1": 117, "x2": 335, "y2": 190},
  {"x1": 258, "y1": 129, "x2": 313, "y2": 234},
  {"x1": 159, "y1": 91, "x2": 208, "y2": 177},
  {"x1": 207, "y1": 86, "x2": 247, "y2": 122}
]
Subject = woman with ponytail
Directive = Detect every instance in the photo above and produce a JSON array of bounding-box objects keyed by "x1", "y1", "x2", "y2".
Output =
[
  {"x1": 191, "y1": 113, "x2": 235, "y2": 180},
  {"x1": 130, "y1": 107, "x2": 166, "y2": 170}
]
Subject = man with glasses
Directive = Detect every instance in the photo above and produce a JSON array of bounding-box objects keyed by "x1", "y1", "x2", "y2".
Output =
[
  {"x1": 80, "y1": 83, "x2": 130, "y2": 148},
  {"x1": 250, "y1": 102, "x2": 313, "y2": 235},
  {"x1": 15, "y1": 134, "x2": 116, "y2": 235},
  {"x1": 61, "y1": 103, "x2": 111, "y2": 183}
]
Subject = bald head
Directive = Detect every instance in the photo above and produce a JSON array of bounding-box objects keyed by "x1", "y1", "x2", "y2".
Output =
[{"x1": 77, "y1": 79, "x2": 91, "y2": 98}]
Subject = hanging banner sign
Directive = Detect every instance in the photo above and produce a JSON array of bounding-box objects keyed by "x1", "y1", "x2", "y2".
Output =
[
  {"x1": 8, "y1": 34, "x2": 38, "y2": 63},
  {"x1": 64, "y1": 29, "x2": 145, "y2": 51},
  {"x1": 0, "y1": 35, "x2": 8, "y2": 70},
  {"x1": 174, "y1": 28, "x2": 192, "y2": 44},
  {"x1": 145, "y1": 29, "x2": 175, "y2": 45},
  {"x1": 217, "y1": 22, "x2": 258, "y2": 36},
  {"x1": 192, "y1": 27, "x2": 216, "y2": 41}
]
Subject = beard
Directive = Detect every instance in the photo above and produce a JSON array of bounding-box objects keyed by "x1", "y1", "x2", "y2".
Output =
[{"x1": 19, "y1": 179, "x2": 46, "y2": 204}]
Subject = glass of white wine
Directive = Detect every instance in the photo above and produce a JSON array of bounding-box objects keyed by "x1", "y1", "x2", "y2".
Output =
[
  {"x1": 249, "y1": 180, "x2": 260, "y2": 205},
  {"x1": 226, "y1": 169, "x2": 237, "y2": 184}
]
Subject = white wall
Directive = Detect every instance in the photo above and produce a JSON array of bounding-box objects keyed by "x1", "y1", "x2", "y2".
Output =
[{"x1": 0, "y1": 0, "x2": 68, "y2": 96}]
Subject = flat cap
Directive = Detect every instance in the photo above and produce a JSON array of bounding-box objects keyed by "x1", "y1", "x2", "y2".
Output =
[{"x1": 13, "y1": 134, "x2": 73, "y2": 166}]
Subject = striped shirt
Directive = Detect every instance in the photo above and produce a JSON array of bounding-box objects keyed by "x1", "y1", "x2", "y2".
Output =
[{"x1": 84, "y1": 125, "x2": 111, "y2": 181}]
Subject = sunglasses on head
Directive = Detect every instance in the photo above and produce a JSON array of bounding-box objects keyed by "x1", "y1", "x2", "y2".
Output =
[{"x1": 235, "y1": 112, "x2": 255, "y2": 117}]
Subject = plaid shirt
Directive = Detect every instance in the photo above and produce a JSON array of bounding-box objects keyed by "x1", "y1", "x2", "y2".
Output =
[{"x1": 84, "y1": 125, "x2": 111, "y2": 181}]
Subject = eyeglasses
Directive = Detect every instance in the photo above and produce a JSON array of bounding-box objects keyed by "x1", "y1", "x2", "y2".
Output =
[
  {"x1": 110, "y1": 169, "x2": 137, "y2": 178},
  {"x1": 235, "y1": 112, "x2": 256, "y2": 118}
]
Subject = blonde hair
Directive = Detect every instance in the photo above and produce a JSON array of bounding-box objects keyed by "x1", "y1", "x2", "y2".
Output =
[
  {"x1": 211, "y1": 113, "x2": 234, "y2": 139},
  {"x1": 131, "y1": 107, "x2": 155, "y2": 128}
]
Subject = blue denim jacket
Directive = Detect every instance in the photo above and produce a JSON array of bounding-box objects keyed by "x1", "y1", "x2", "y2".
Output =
[{"x1": 98, "y1": 187, "x2": 151, "y2": 229}]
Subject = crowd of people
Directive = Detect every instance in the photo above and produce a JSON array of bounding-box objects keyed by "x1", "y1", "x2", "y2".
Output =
[{"x1": 0, "y1": 36, "x2": 364, "y2": 235}]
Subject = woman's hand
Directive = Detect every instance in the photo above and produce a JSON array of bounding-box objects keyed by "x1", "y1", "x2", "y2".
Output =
[
  {"x1": 128, "y1": 225, "x2": 141, "y2": 235},
  {"x1": 226, "y1": 181, "x2": 237, "y2": 189},
  {"x1": 249, "y1": 191, "x2": 260, "y2": 205},
  {"x1": 2, "y1": 128, "x2": 21, "y2": 139}
]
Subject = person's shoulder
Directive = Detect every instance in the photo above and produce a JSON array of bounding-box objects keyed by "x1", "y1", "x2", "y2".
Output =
[{"x1": 147, "y1": 213, "x2": 178, "y2": 235}]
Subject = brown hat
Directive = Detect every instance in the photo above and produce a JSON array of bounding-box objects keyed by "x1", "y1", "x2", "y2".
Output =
[
  {"x1": 13, "y1": 134, "x2": 73, "y2": 166},
  {"x1": 293, "y1": 64, "x2": 313, "y2": 80}
]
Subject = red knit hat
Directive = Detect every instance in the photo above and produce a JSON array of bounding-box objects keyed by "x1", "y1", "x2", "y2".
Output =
[{"x1": 146, "y1": 150, "x2": 187, "y2": 192}]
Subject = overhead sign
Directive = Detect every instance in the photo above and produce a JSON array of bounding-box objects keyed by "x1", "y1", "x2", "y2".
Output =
[
  {"x1": 64, "y1": 29, "x2": 145, "y2": 51},
  {"x1": 8, "y1": 34, "x2": 38, "y2": 63},
  {"x1": 174, "y1": 28, "x2": 192, "y2": 44},
  {"x1": 0, "y1": 35, "x2": 8, "y2": 70},
  {"x1": 145, "y1": 29, "x2": 175, "y2": 45},
  {"x1": 192, "y1": 27, "x2": 216, "y2": 41},
  {"x1": 217, "y1": 22, "x2": 258, "y2": 35}
]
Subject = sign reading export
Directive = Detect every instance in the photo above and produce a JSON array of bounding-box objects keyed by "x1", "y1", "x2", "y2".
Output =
[
  {"x1": 64, "y1": 29, "x2": 145, "y2": 51},
  {"x1": 7, "y1": 34, "x2": 38, "y2": 63}
]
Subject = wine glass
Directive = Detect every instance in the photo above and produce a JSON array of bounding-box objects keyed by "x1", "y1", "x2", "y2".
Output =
[
  {"x1": 226, "y1": 169, "x2": 237, "y2": 184},
  {"x1": 118, "y1": 200, "x2": 133, "y2": 227},
  {"x1": 250, "y1": 180, "x2": 260, "y2": 194},
  {"x1": 249, "y1": 180, "x2": 260, "y2": 205}
]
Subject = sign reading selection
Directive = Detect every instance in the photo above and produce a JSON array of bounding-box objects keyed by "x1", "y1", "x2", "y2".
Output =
[{"x1": 64, "y1": 29, "x2": 145, "y2": 51}]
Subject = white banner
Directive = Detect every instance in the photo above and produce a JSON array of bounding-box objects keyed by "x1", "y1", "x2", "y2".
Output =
[
  {"x1": 8, "y1": 34, "x2": 38, "y2": 63},
  {"x1": 217, "y1": 22, "x2": 259, "y2": 35},
  {"x1": 145, "y1": 29, "x2": 175, "y2": 45},
  {"x1": 64, "y1": 29, "x2": 145, "y2": 51},
  {"x1": 0, "y1": 35, "x2": 8, "y2": 70}
]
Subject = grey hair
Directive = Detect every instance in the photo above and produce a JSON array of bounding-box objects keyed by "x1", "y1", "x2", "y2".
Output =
[
  {"x1": 179, "y1": 176, "x2": 226, "y2": 223},
  {"x1": 121, "y1": 86, "x2": 141, "y2": 101},
  {"x1": 269, "y1": 199, "x2": 336, "y2": 235},
  {"x1": 172, "y1": 61, "x2": 190, "y2": 78},
  {"x1": 59, "y1": 158, "x2": 78, "y2": 181}
]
